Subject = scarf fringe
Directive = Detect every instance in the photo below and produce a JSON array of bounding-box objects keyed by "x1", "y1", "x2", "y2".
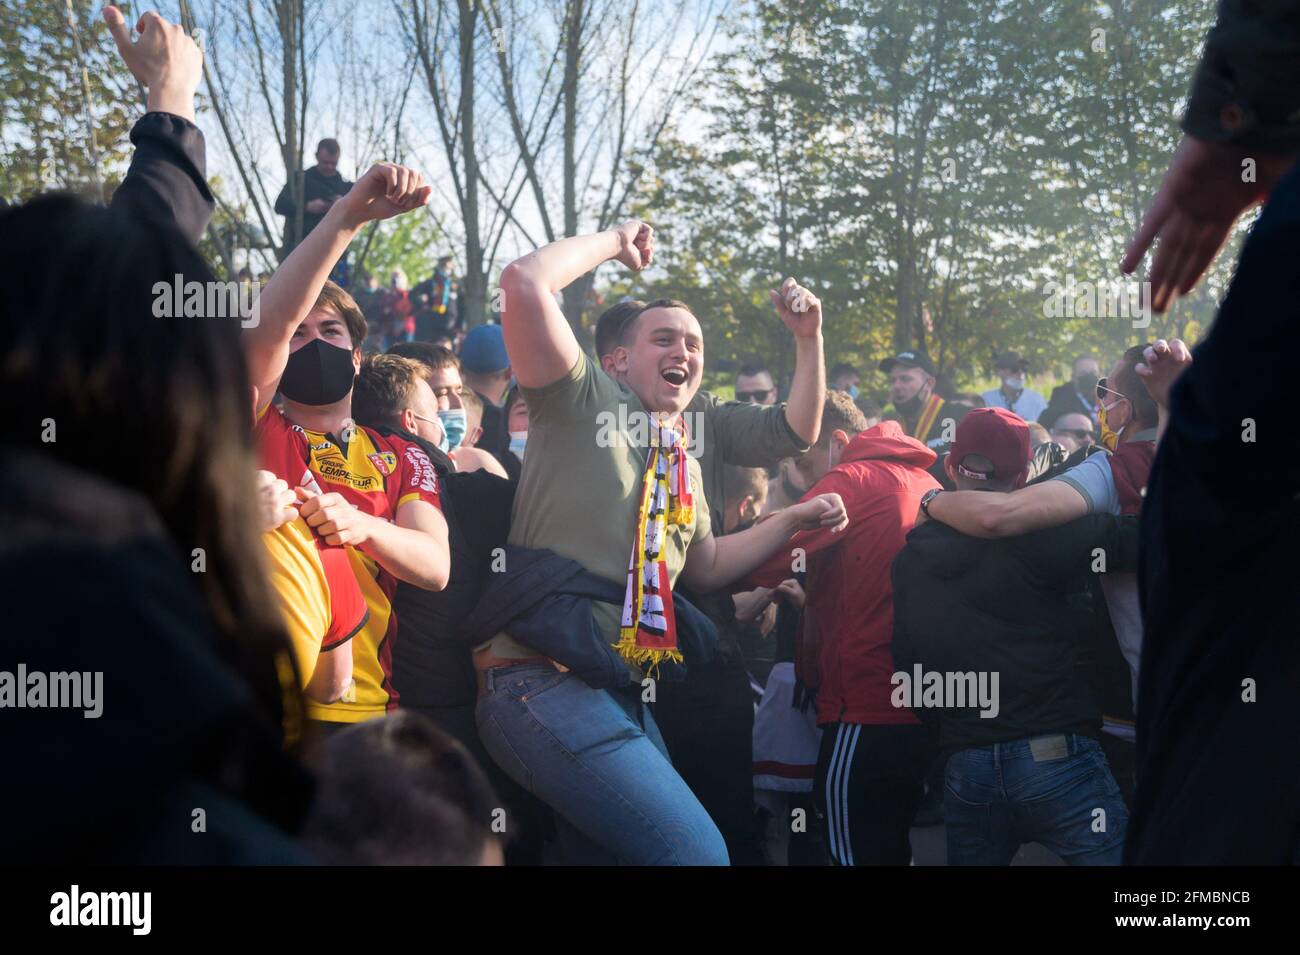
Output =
[{"x1": 614, "y1": 628, "x2": 684, "y2": 676}]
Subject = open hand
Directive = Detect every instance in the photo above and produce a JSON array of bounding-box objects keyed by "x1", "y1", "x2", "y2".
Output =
[{"x1": 1122, "y1": 135, "x2": 1297, "y2": 312}]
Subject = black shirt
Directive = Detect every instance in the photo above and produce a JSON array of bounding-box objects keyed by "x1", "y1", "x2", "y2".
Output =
[
  {"x1": 1129, "y1": 161, "x2": 1300, "y2": 865},
  {"x1": 274, "y1": 165, "x2": 352, "y2": 247}
]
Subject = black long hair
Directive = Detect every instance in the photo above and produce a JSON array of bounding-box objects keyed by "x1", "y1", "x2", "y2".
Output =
[{"x1": 0, "y1": 194, "x2": 302, "y2": 745}]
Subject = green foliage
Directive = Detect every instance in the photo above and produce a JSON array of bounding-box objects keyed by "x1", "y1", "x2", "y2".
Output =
[
  {"x1": 353, "y1": 212, "x2": 446, "y2": 288},
  {"x1": 0, "y1": 0, "x2": 140, "y2": 201},
  {"x1": 620, "y1": 0, "x2": 1231, "y2": 399}
]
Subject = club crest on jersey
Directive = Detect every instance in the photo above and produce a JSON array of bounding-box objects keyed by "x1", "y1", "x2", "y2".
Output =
[{"x1": 368, "y1": 451, "x2": 398, "y2": 475}]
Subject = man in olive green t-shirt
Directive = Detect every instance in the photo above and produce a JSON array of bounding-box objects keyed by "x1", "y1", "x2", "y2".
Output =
[{"x1": 476, "y1": 222, "x2": 845, "y2": 865}]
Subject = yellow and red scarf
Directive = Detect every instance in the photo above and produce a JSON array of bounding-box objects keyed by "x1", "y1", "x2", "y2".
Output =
[{"x1": 618, "y1": 417, "x2": 694, "y2": 671}]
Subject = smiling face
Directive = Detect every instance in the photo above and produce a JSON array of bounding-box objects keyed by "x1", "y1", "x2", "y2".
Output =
[
  {"x1": 423, "y1": 363, "x2": 464, "y2": 412},
  {"x1": 613, "y1": 305, "x2": 704, "y2": 414}
]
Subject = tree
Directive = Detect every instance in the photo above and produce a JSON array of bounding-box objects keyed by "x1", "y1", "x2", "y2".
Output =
[{"x1": 0, "y1": 0, "x2": 137, "y2": 201}]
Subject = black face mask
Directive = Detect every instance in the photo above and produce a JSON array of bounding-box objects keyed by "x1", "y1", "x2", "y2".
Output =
[
  {"x1": 279, "y1": 338, "x2": 357, "y2": 406},
  {"x1": 1075, "y1": 372, "x2": 1100, "y2": 397}
]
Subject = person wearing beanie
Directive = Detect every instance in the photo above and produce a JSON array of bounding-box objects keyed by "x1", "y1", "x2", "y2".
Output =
[{"x1": 457, "y1": 324, "x2": 515, "y2": 478}]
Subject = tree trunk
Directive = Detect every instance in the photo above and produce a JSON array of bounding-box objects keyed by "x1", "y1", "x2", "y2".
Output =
[
  {"x1": 560, "y1": 0, "x2": 585, "y2": 333},
  {"x1": 460, "y1": 0, "x2": 485, "y2": 325}
]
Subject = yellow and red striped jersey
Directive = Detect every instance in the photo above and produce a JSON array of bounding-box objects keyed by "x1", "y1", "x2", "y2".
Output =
[{"x1": 256, "y1": 404, "x2": 441, "y2": 722}]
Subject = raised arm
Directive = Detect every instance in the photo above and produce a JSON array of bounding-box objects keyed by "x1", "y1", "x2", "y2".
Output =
[
  {"x1": 244, "y1": 163, "x2": 430, "y2": 411},
  {"x1": 103, "y1": 7, "x2": 212, "y2": 243},
  {"x1": 682, "y1": 492, "x2": 847, "y2": 593},
  {"x1": 924, "y1": 479, "x2": 1088, "y2": 539},
  {"x1": 770, "y1": 277, "x2": 826, "y2": 446},
  {"x1": 499, "y1": 222, "x2": 653, "y2": 389},
  {"x1": 1135, "y1": 338, "x2": 1193, "y2": 445}
]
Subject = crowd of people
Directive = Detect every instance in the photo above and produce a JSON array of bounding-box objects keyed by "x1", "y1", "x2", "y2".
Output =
[{"x1": 2, "y1": 4, "x2": 1296, "y2": 868}]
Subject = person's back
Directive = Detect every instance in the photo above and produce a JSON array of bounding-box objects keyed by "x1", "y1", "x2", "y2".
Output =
[
  {"x1": 893, "y1": 518, "x2": 1128, "y2": 752},
  {"x1": 891, "y1": 408, "x2": 1135, "y2": 866}
]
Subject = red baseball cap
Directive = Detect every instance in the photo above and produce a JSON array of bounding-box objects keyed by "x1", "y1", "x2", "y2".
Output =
[{"x1": 949, "y1": 407, "x2": 1030, "y2": 487}]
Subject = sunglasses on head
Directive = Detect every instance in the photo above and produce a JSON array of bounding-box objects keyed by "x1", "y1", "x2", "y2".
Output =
[
  {"x1": 736, "y1": 389, "x2": 773, "y2": 403},
  {"x1": 1095, "y1": 377, "x2": 1127, "y2": 405}
]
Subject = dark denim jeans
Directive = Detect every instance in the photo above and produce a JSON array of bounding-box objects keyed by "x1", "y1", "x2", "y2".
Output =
[
  {"x1": 944, "y1": 733, "x2": 1127, "y2": 865},
  {"x1": 475, "y1": 662, "x2": 728, "y2": 865}
]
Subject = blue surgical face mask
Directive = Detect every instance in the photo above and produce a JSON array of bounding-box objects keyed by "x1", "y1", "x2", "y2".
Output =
[
  {"x1": 508, "y1": 430, "x2": 527, "y2": 461},
  {"x1": 438, "y1": 408, "x2": 467, "y2": 452},
  {"x1": 847, "y1": 384, "x2": 860, "y2": 400}
]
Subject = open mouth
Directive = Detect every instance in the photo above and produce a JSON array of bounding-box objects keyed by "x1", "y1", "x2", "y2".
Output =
[{"x1": 661, "y1": 367, "x2": 688, "y2": 386}]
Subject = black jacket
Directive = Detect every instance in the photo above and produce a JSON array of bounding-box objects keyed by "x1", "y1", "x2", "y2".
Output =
[
  {"x1": 1038, "y1": 382, "x2": 1098, "y2": 429},
  {"x1": 461, "y1": 545, "x2": 719, "y2": 689},
  {"x1": 891, "y1": 514, "x2": 1138, "y2": 757},
  {"x1": 274, "y1": 165, "x2": 352, "y2": 246},
  {"x1": 111, "y1": 112, "x2": 214, "y2": 244},
  {"x1": 0, "y1": 448, "x2": 312, "y2": 863},
  {"x1": 1131, "y1": 160, "x2": 1300, "y2": 865},
  {"x1": 1181, "y1": 0, "x2": 1300, "y2": 154},
  {"x1": 369, "y1": 428, "x2": 516, "y2": 711}
]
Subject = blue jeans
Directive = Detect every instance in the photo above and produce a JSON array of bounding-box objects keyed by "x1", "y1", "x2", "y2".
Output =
[
  {"x1": 944, "y1": 734, "x2": 1128, "y2": 865},
  {"x1": 475, "y1": 662, "x2": 729, "y2": 865}
]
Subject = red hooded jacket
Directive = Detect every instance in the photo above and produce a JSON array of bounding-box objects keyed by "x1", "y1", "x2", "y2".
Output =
[{"x1": 749, "y1": 422, "x2": 939, "y2": 726}]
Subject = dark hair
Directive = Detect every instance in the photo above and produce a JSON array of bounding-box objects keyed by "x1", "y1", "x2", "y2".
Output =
[
  {"x1": 818, "y1": 389, "x2": 868, "y2": 444},
  {"x1": 1113, "y1": 344, "x2": 1159, "y2": 429},
  {"x1": 0, "y1": 194, "x2": 300, "y2": 741},
  {"x1": 388, "y1": 340, "x2": 459, "y2": 373},
  {"x1": 302, "y1": 711, "x2": 502, "y2": 864},
  {"x1": 594, "y1": 299, "x2": 646, "y2": 358},
  {"x1": 316, "y1": 138, "x2": 341, "y2": 156},
  {"x1": 623, "y1": 298, "x2": 695, "y2": 346},
  {"x1": 503, "y1": 383, "x2": 526, "y2": 421},
  {"x1": 829, "y1": 362, "x2": 858, "y2": 381},
  {"x1": 353, "y1": 353, "x2": 427, "y2": 431},
  {"x1": 855, "y1": 395, "x2": 884, "y2": 420},
  {"x1": 738, "y1": 360, "x2": 772, "y2": 379}
]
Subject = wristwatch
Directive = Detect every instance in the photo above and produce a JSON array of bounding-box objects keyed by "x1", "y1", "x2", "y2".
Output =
[{"x1": 919, "y1": 488, "x2": 943, "y2": 518}]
